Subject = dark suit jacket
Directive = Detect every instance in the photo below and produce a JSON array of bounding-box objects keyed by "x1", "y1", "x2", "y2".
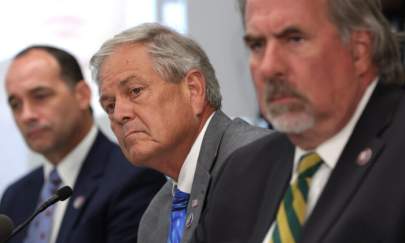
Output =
[
  {"x1": 193, "y1": 83, "x2": 405, "y2": 243},
  {"x1": 0, "y1": 131, "x2": 165, "y2": 243},
  {"x1": 138, "y1": 111, "x2": 271, "y2": 243}
]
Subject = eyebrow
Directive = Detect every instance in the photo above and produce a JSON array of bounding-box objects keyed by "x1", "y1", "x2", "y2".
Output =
[
  {"x1": 99, "y1": 74, "x2": 147, "y2": 103},
  {"x1": 99, "y1": 94, "x2": 114, "y2": 104},
  {"x1": 244, "y1": 25, "x2": 304, "y2": 43},
  {"x1": 243, "y1": 34, "x2": 265, "y2": 45},
  {"x1": 118, "y1": 74, "x2": 147, "y2": 88},
  {"x1": 7, "y1": 86, "x2": 51, "y2": 104},
  {"x1": 273, "y1": 26, "x2": 303, "y2": 38}
]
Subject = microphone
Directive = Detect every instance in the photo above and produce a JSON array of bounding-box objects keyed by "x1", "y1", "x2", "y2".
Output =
[
  {"x1": 36, "y1": 186, "x2": 72, "y2": 213},
  {"x1": 6, "y1": 186, "x2": 73, "y2": 242},
  {"x1": 0, "y1": 215, "x2": 13, "y2": 243}
]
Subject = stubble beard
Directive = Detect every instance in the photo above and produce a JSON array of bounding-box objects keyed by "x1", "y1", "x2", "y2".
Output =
[
  {"x1": 263, "y1": 102, "x2": 315, "y2": 134},
  {"x1": 262, "y1": 79, "x2": 315, "y2": 134}
]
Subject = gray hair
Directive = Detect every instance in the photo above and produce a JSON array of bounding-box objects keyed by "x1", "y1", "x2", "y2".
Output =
[
  {"x1": 90, "y1": 23, "x2": 222, "y2": 109},
  {"x1": 238, "y1": 0, "x2": 405, "y2": 85}
]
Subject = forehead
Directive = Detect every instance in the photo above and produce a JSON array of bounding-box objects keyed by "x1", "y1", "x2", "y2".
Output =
[
  {"x1": 99, "y1": 43, "x2": 153, "y2": 83},
  {"x1": 245, "y1": 0, "x2": 329, "y2": 32},
  {"x1": 6, "y1": 50, "x2": 62, "y2": 91}
]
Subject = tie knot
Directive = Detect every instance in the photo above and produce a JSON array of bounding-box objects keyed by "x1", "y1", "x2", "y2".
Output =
[
  {"x1": 172, "y1": 187, "x2": 190, "y2": 211},
  {"x1": 297, "y1": 152, "x2": 323, "y2": 179},
  {"x1": 49, "y1": 169, "x2": 61, "y2": 187}
]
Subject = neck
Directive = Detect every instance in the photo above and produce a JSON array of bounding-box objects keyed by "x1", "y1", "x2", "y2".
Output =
[{"x1": 167, "y1": 108, "x2": 215, "y2": 181}]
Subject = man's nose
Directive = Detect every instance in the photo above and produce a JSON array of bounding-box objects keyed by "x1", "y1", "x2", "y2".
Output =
[
  {"x1": 19, "y1": 102, "x2": 39, "y2": 123},
  {"x1": 258, "y1": 42, "x2": 287, "y2": 79},
  {"x1": 111, "y1": 97, "x2": 133, "y2": 125}
]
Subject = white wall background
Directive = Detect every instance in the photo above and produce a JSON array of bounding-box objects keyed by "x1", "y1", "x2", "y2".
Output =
[
  {"x1": 188, "y1": 0, "x2": 258, "y2": 120},
  {"x1": 0, "y1": 0, "x2": 258, "y2": 196}
]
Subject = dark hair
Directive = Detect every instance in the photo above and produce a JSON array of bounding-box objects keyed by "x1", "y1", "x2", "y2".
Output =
[{"x1": 15, "y1": 45, "x2": 84, "y2": 88}]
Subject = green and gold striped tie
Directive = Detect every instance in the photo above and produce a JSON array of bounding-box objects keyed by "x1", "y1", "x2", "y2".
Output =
[{"x1": 269, "y1": 152, "x2": 323, "y2": 243}]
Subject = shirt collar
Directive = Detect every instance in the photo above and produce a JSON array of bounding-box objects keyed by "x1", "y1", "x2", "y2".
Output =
[
  {"x1": 175, "y1": 112, "x2": 215, "y2": 193},
  {"x1": 43, "y1": 124, "x2": 98, "y2": 187},
  {"x1": 294, "y1": 78, "x2": 378, "y2": 170}
]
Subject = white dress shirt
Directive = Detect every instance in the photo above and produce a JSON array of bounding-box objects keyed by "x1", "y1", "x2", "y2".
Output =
[
  {"x1": 173, "y1": 113, "x2": 215, "y2": 193},
  {"x1": 262, "y1": 79, "x2": 378, "y2": 242},
  {"x1": 41, "y1": 125, "x2": 97, "y2": 243}
]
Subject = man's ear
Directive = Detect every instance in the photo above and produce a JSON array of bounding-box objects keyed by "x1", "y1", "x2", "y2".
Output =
[
  {"x1": 350, "y1": 30, "x2": 374, "y2": 79},
  {"x1": 74, "y1": 80, "x2": 92, "y2": 110},
  {"x1": 184, "y1": 69, "x2": 206, "y2": 116}
]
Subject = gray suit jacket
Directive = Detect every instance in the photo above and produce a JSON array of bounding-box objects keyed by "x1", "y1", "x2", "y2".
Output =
[{"x1": 137, "y1": 111, "x2": 271, "y2": 243}]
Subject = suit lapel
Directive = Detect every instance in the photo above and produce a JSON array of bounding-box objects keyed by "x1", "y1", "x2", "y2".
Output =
[
  {"x1": 143, "y1": 182, "x2": 172, "y2": 242},
  {"x1": 13, "y1": 169, "x2": 44, "y2": 243},
  {"x1": 302, "y1": 83, "x2": 403, "y2": 243},
  {"x1": 56, "y1": 132, "x2": 110, "y2": 243},
  {"x1": 250, "y1": 135, "x2": 295, "y2": 243},
  {"x1": 182, "y1": 111, "x2": 232, "y2": 243},
  {"x1": 158, "y1": 184, "x2": 173, "y2": 242}
]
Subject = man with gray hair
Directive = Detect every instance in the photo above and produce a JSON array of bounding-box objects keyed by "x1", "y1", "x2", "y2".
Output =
[
  {"x1": 193, "y1": 0, "x2": 405, "y2": 242},
  {"x1": 89, "y1": 23, "x2": 270, "y2": 243}
]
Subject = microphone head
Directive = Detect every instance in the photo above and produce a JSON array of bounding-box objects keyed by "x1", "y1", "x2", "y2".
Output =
[
  {"x1": 0, "y1": 214, "x2": 14, "y2": 242},
  {"x1": 56, "y1": 186, "x2": 73, "y2": 201}
]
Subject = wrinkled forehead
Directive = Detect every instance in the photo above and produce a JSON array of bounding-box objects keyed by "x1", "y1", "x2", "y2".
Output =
[
  {"x1": 98, "y1": 43, "x2": 151, "y2": 82},
  {"x1": 245, "y1": 0, "x2": 328, "y2": 20},
  {"x1": 245, "y1": 0, "x2": 330, "y2": 32}
]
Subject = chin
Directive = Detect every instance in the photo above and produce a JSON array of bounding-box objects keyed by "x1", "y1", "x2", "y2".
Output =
[
  {"x1": 126, "y1": 150, "x2": 152, "y2": 167},
  {"x1": 266, "y1": 111, "x2": 315, "y2": 134},
  {"x1": 28, "y1": 143, "x2": 53, "y2": 154}
]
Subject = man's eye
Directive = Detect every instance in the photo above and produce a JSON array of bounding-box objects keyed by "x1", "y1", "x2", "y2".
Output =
[
  {"x1": 33, "y1": 93, "x2": 50, "y2": 100},
  {"x1": 246, "y1": 40, "x2": 265, "y2": 53},
  {"x1": 8, "y1": 100, "x2": 21, "y2": 111},
  {"x1": 129, "y1": 87, "x2": 144, "y2": 98},
  {"x1": 103, "y1": 103, "x2": 115, "y2": 115},
  {"x1": 287, "y1": 35, "x2": 304, "y2": 43}
]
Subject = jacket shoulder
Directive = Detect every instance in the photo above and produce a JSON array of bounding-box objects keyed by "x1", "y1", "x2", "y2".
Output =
[
  {"x1": 0, "y1": 167, "x2": 43, "y2": 213},
  {"x1": 216, "y1": 118, "x2": 272, "y2": 163}
]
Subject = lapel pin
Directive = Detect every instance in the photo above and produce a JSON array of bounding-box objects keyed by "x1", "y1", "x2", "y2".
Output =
[
  {"x1": 191, "y1": 199, "x2": 199, "y2": 208},
  {"x1": 356, "y1": 148, "x2": 373, "y2": 166},
  {"x1": 185, "y1": 213, "x2": 194, "y2": 228},
  {"x1": 73, "y1": 195, "x2": 86, "y2": 209}
]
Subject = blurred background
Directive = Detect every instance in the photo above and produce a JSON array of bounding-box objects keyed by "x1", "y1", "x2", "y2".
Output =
[{"x1": 0, "y1": 0, "x2": 403, "y2": 196}]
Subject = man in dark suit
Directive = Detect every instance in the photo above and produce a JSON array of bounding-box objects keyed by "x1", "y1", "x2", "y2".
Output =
[
  {"x1": 193, "y1": 0, "x2": 405, "y2": 242},
  {"x1": 0, "y1": 45, "x2": 165, "y2": 243},
  {"x1": 89, "y1": 23, "x2": 270, "y2": 243}
]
